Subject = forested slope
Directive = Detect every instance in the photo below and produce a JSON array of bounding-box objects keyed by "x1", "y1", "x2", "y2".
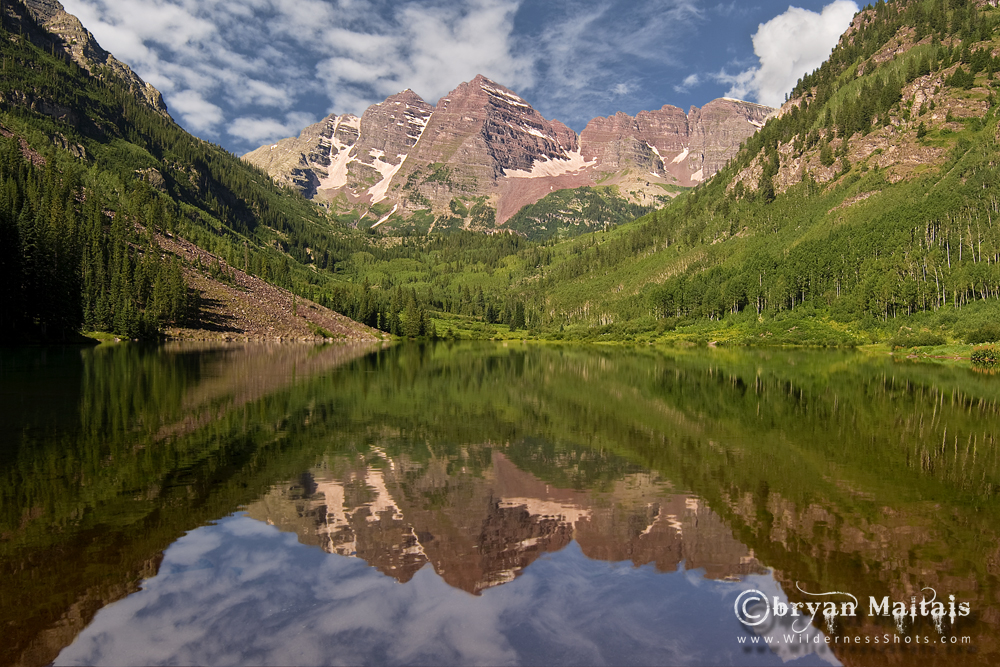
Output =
[
  {"x1": 491, "y1": 0, "x2": 1000, "y2": 346},
  {"x1": 7, "y1": 0, "x2": 1000, "y2": 347}
]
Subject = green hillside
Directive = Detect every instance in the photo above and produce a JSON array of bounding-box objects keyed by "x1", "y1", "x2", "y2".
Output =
[
  {"x1": 0, "y1": 0, "x2": 355, "y2": 341},
  {"x1": 486, "y1": 0, "x2": 1000, "y2": 348},
  {"x1": 503, "y1": 185, "x2": 658, "y2": 241},
  {"x1": 5, "y1": 0, "x2": 1000, "y2": 349},
  {"x1": 0, "y1": 0, "x2": 537, "y2": 342}
]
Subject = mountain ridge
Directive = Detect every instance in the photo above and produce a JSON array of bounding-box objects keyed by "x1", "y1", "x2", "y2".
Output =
[
  {"x1": 243, "y1": 76, "x2": 773, "y2": 233},
  {"x1": 17, "y1": 0, "x2": 169, "y2": 116}
]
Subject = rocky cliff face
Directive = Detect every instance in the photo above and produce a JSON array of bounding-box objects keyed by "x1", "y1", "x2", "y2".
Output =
[
  {"x1": 580, "y1": 99, "x2": 772, "y2": 187},
  {"x1": 689, "y1": 99, "x2": 771, "y2": 178},
  {"x1": 244, "y1": 114, "x2": 360, "y2": 197},
  {"x1": 244, "y1": 90, "x2": 434, "y2": 202},
  {"x1": 244, "y1": 75, "x2": 774, "y2": 231},
  {"x1": 16, "y1": 0, "x2": 169, "y2": 116}
]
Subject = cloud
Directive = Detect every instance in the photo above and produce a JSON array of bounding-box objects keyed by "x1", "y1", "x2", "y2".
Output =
[
  {"x1": 54, "y1": 0, "x2": 754, "y2": 151},
  {"x1": 62, "y1": 0, "x2": 317, "y2": 143},
  {"x1": 168, "y1": 90, "x2": 225, "y2": 132},
  {"x1": 60, "y1": 0, "x2": 537, "y2": 151},
  {"x1": 712, "y1": 2, "x2": 758, "y2": 18},
  {"x1": 522, "y1": 0, "x2": 702, "y2": 128},
  {"x1": 673, "y1": 73, "x2": 700, "y2": 94},
  {"x1": 229, "y1": 112, "x2": 319, "y2": 144},
  {"x1": 716, "y1": 0, "x2": 858, "y2": 107},
  {"x1": 55, "y1": 514, "x2": 826, "y2": 666},
  {"x1": 315, "y1": 0, "x2": 534, "y2": 113}
]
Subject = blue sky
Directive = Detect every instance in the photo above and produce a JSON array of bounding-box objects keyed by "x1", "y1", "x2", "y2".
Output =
[{"x1": 60, "y1": 0, "x2": 859, "y2": 155}]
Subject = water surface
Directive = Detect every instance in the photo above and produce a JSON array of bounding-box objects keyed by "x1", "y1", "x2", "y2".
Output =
[{"x1": 1, "y1": 342, "x2": 997, "y2": 666}]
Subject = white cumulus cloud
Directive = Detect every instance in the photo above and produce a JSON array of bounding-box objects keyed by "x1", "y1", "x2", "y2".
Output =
[
  {"x1": 229, "y1": 112, "x2": 318, "y2": 144},
  {"x1": 673, "y1": 73, "x2": 700, "y2": 93},
  {"x1": 60, "y1": 0, "x2": 535, "y2": 150},
  {"x1": 316, "y1": 0, "x2": 533, "y2": 112},
  {"x1": 168, "y1": 90, "x2": 225, "y2": 133},
  {"x1": 716, "y1": 1, "x2": 858, "y2": 107}
]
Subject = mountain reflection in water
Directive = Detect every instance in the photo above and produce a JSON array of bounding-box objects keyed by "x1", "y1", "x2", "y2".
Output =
[
  {"x1": 55, "y1": 445, "x2": 834, "y2": 667},
  {"x1": 244, "y1": 449, "x2": 767, "y2": 594},
  {"x1": 3, "y1": 342, "x2": 999, "y2": 666}
]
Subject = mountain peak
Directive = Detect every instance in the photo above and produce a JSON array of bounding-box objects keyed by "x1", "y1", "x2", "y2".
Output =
[
  {"x1": 16, "y1": 0, "x2": 169, "y2": 116},
  {"x1": 383, "y1": 89, "x2": 428, "y2": 106},
  {"x1": 245, "y1": 79, "x2": 771, "y2": 231}
]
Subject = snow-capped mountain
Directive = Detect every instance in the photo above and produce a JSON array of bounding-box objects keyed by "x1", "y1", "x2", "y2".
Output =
[{"x1": 244, "y1": 75, "x2": 773, "y2": 230}]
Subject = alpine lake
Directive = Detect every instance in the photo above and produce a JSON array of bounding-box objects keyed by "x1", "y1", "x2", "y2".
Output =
[{"x1": 1, "y1": 341, "x2": 998, "y2": 667}]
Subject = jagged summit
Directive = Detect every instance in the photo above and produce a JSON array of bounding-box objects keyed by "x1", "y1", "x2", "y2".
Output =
[{"x1": 245, "y1": 75, "x2": 773, "y2": 232}]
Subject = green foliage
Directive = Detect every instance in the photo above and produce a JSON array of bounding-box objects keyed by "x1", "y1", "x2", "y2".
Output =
[
  {"x1": 888, "y1": 329, "x2": 947, "y2": 349},
  {"x1": 966, "y1": 322, "x2": 1000, "y2": 344},
  {"x1": 971, "y1": 344, "x2": 999, "y2": 367},
  {"x1": 10, "y1": 0, "x2": 1000, "y2": 346},
  {"x1": 947, "y1": 65, "x2": 976, "y2": 90},
  {"x1": 819, "y1": 140, "x2": 835, "y2": 166},
  {"x1": 424, "y1": 162, "x2": 452, "y2": 185},
  {"x1": 461, "y1": 0, "x2": 1000, "y2": 345},
  {"x1": 0, "y1": 5, "x2": 390, "y2": 336},
  {"x1": 504, "y1": 186, "x2": 655, "y2": 241}
]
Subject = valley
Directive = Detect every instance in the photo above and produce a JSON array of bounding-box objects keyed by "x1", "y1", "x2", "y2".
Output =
[
  {"x1": 4, "y1": 2, "x2": 1000, "y2": 664},
  {"x1": 2, "y1": 0, "x2": 1000, "y2": 360}
]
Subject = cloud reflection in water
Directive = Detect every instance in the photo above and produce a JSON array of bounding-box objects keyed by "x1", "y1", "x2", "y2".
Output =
[{"x1": 56, "y1": 514, "x2": 835, "y2": 666}]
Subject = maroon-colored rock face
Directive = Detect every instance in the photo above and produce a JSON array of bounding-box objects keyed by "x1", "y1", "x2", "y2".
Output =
[
  {"x1": 395, "y1": 75, "x2": 579, "y2": 200},
  {"x1": 691, "y1": 99, "x2": 772, "y2": 177},
  {"x1": 337, "y1": 90, "x2": 434, "y2": 200},
  {"x1": 580, "y1": 99, "x2": 772, "y2": 187},
  {"x1": 244, "y1": 75, "x2": 774, "y2": 227}
]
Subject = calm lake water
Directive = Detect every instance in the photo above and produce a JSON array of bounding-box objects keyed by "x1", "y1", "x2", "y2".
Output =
[{"x1": 1, "y1": 342, "x2": 998, "y2": 666}]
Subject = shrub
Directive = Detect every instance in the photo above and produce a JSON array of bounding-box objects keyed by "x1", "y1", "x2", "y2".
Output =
[
  {"x1": 889, "y1": 331, "x2": 946, "y2": 349},
  {"x1": 971, "y1": 345, "x2": 999, "y2": 368},
  {"x1": 819, "y1": 142, "x2": 835, "y2": 167},
  {"x1": 965, "y1": 323, "x2": 1000, "y2": 345}
]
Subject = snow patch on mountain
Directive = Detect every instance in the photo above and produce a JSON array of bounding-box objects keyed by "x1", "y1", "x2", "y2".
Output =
[
  {"x1": 504, "y1": 149, "x2": 596, "y2": 179},
  {"x1": 372, "y1": 204, "x2": 399, "y2": 228},
  {"x1": 671, "y1": 147, "x2": 690, "y2": 164},
  {"x1": 405, "y1": 108, "x2": 430, "y2": 142},
  {"x1": 482, "y1": 83, "x2": 531, "y2": 109},
  {"x1": 368, "y1": 155, "x2": 408, "y2": 203},
  {"x1": 497, "y1": 498, "x2": 591, "y2": 526},
  {"x1": 317, "y1": 115, "x2": 361, "y2": 191},
  {"x1": 520, "y1": 124, "x2": 553, "y2": 140}
]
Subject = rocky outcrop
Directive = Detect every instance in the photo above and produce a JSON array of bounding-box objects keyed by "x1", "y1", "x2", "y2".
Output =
[
  {"x1": 244, "y1": 75, "x2": 774, "y2": 230},
  {"x1": 244, "y1": 114, "x2": 360, "y2": 197},
  {"x1": 407, "y1": 75, "x2": 578, "y2": 178},
  {"x1": 153, "y1": 230, "x2": 382, "y2": 342},
  {"x1": 329, "y1": 90, "x2": 434, "y2": 203},
  {"x1": 18, "y1": 0, "x2": 170, "y2": 116},
  {"x1": 690, "y1": 99, "x2": 772, "y2": 178},
  {"x1": 580, "y1": 99, "x2": 772, "y2": 187},
  {"x1": 244, "y1": 90, "x2": 434, "y2": 202}
]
